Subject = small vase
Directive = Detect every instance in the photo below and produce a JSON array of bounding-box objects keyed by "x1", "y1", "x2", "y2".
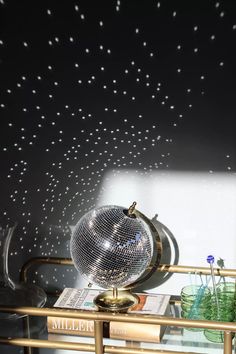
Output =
[{"x1": 0, "y1": 224, "x2": 47, "y2": 319}]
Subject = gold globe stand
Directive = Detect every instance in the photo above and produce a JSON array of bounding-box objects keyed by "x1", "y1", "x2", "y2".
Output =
[
  {"x1": 93, "y1": 202, "x2": 162, "y2": 312},
  {"x1": 94, "y1": 288, "x2": 139, "y2": 312}
]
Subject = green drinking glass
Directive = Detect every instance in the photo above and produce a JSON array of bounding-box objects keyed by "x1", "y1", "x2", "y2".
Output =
[
  {"x1": 181, "y1": 285, "x2": 211, "y2": 331},
  {"x1": 204, "y1": 281, "x2": 236, "y2": 343}
]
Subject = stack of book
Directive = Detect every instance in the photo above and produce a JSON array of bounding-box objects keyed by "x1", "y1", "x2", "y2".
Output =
[{"x1": 47, "y1": 288, "x2": 171, "y2": 343}]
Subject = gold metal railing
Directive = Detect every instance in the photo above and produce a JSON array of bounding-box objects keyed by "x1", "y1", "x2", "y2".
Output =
[
  {"x1": 0, "y1": 257, "x2": 235, "y2": 354},
  {"x1": 0, "y1": 305, "x2": 235, "y2": 354},
  {"x1": 19, "y1": 256, "x2": 236, "y2": 283}
]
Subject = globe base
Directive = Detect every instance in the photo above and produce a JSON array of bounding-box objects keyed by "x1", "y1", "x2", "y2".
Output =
[{"x1": 94, "y1": 289, "x2": 139, "y2": 312}]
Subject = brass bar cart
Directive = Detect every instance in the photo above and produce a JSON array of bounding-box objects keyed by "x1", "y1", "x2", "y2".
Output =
[{"x1": 0, "y1": 257, "x2": 235, "y2": 354}]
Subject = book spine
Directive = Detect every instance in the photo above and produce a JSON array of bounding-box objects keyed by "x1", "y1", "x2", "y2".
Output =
[{"x1": 47, "y1": 317, "x2": 161, "y2": 343}]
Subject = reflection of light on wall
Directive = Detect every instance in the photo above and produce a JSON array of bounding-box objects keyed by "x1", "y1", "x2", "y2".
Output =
[{"x1": 98, "y1": 170, "x2": 236, "y2": 294}]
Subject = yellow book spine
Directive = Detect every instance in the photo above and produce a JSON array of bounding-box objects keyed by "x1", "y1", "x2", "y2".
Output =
[{"x1": 47, "y1": 316, "x2": 162, "y2": 343}]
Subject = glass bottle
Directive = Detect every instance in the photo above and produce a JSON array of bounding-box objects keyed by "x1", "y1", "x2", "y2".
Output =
[{"x1": 0, "y1": 224, "x2": 47, "y2": 319}]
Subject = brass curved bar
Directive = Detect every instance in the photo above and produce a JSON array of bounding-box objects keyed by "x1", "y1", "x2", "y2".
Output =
[
  {"x1": 19, "y1": 257, "x2": 73, "y2": 282},
  {"x1": 0, "y1": 337, "x2": 204, "y2": 354},
  {"x1": 158, "y1": 264, "x2": 236, "y2": 277},
  {"x1": 0, "y1": 306, "x2": 236, "y2": 331},
  {"x1": 20, "y1": 257, "x2": 236, "y2": 283}
]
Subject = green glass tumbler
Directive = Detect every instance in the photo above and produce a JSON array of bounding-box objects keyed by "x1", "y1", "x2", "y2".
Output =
[
  {"x1": 204, "y1": 282, "x2": 236, "y2": 343},
  {"x1": 181, "y1": 285, "x2": 211, "y2": 331}
]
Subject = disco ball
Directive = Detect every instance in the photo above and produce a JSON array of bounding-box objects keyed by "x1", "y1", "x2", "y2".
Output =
[{"x1": 70, "y1": 202, "x2": 162, "y2": 311}]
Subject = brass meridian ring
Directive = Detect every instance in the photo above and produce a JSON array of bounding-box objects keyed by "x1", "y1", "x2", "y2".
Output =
[{"x1": 124, "y1": 205, "x2": 162, "y2": 290}]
